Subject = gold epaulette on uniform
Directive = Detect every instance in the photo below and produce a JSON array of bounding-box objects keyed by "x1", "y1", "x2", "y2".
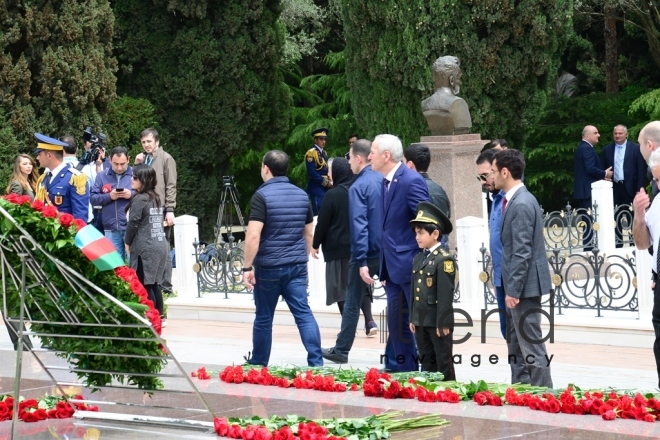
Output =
[
  {"x1": 67, "y1": 169, "x2": 88, "y2": 195},
  {"x1": 34, "y1": 174, "x2": 47, "y2": 203},
  {"x1": 305, "y1": 148, "x2": 327, "y2": 168}
]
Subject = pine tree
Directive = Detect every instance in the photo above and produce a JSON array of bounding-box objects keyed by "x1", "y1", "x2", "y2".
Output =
[
  {"x1": 112, "y1": 0, "x2": 291, "y2": 234},
  {"x1": 0, "y1": 0, "x2": 117, "y2": 139}
]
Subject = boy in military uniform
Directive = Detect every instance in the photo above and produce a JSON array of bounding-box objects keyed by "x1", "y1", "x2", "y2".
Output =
[
  {"x1": 33, "y1": 133, "x2": 90, "y2": 221},
  {"x1": 305, "y1": 127, "x2": 332, "y2": 216},
  {"x1": 409, "y1": 201, "x2": 456, "y2": 380}
]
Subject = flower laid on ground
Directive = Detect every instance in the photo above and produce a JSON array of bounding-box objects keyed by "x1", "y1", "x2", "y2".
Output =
[
  {"x1": 0, "y1": 194, "x2": 166, "y2": 391},
  {"x1": 0, "y1": 393, "x2": 97, "y2": 424},
  {"x1": 191, "y1": 367, "x2": 212, "y2": 380},
  {"x1": 213, "y1": 411, "x2": 449, "y2": 439},
  {"x1": 212, "y1": 364, "x2": 660, "y2": 424}
]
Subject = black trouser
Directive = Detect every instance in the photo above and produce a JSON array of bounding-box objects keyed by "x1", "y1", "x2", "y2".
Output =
[
  {"x1": 414, "y1": 326, "x2": 455, "y2": 380},
  {"x1": 653, "y1": 280, "x2": 660, "y2": 389}
]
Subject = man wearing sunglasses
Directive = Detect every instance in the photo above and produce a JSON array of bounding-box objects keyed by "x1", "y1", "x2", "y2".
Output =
[{"x1": 475, "y1": 149, "x2": 507, "y2": 340}]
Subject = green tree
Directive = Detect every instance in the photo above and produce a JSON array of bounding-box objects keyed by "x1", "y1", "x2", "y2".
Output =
[
  {"x1": 0, "y1": 0, "x2": 117, "y2": 142},
  {"x1": 340, "y1": 0, "x2": 573, "y2": 147},
  {"x1": 112, "y1": 0, "x2": 291, "y2": 236}
]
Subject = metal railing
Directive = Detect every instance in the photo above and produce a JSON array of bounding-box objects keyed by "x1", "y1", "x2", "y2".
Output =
[
  {"x1": 0, "y1": 205, "x2": 214, "y2": 432},
  {"x1": 543, "y1": 202, "x2": 599, "y2": 253}
]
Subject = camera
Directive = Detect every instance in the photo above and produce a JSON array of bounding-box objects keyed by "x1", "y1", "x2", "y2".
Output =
[
  {"x1": 222, "y1": 176, "x2": 235, "y2": 186},
  {"x1": 77, "y1": 126, "x2": 107, "y2": 169}
]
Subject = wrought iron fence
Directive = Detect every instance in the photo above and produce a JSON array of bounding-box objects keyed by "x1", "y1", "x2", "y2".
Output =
[
  {"x1": 192, "y1": 239, "x2": 248, "y2": 297},
  {"x1": 480, "y1": 245, "x2": 638, "y2": 316},
  {"x1": 548, "y1": 248, "x2": 638, "y2": 316},
  {"x1": 614, "y1": 203, "x2": 634, "y2": 248},
  {"x1": 543, "y1": 202, "x2": 599, "y2": 254}
]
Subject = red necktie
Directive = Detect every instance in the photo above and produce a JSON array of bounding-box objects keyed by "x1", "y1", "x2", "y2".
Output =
[{"x1": 502, "y1": 197, "x2": 508, "y2": 214}]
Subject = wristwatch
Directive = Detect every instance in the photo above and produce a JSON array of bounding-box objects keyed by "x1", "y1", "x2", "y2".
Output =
[{"x1": 242, "y1": 266, "x2": 253, "y2": 272}]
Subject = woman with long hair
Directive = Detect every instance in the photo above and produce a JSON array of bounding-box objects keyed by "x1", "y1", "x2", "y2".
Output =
[
  {"x1": 6, "y1": 154, "x2": 40, "y2": 200},
  {"x1": 124, "y1": 164, "x2": 170, "y2": 322}
]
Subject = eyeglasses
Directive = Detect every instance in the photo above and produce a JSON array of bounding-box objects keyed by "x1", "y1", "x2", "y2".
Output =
[{"x1": 476, "y1": 173, "x2": 489, "y2": 182}]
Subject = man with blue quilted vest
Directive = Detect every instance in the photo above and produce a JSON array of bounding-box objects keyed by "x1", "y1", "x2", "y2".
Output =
[{"x1": 243, "y1": 150, "x2": 323, "y2": 367}]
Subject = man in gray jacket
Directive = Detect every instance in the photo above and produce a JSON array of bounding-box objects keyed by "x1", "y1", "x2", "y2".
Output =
[{"x1": 493, "y1": 149, "x2": 553, "y2": 388}]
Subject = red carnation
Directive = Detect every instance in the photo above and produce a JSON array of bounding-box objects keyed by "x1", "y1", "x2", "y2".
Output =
[
  {"x1": 102, "y1": 184, "x2": 112, "y2": 194},
  {"x1": 400, "y1": 387, "x2": 414, "y2": 399},
  {"x1": 214, "y1": 417, "x2": 229, "y2": 436},
  {"x1": 16, "y1": 195, "x2": 31, "y2": 205},
  {"x1": 30, "y1": 200, "x2": 44, "y2": 211},
  {"x1": 350, "y1": 383, "x2": 358, "y2": 392},
  {"x1": 644, "y1": 414, "x2": 656, "y2": 423},
  {"x1": 383, "y1": 380, "x2": 402, "y2": 399},
  {"x1": 42, "y1": 205, "x2": 58, "y2": 218},
  {"x1": 474, "y1": 392, "x2": 489, "y2": 406},
  {"x1": 4, "y1": 193, "x2": 19, "y2": 204},
  {"x1": 602, "y1": 409, "x2": 616, "y2": 421},
  {"x1": 58, "y1": 213, "x2": 74, "y2": 228},
  {"x1": 73, "y1": 218, "x2": 87, "y2": 231}
]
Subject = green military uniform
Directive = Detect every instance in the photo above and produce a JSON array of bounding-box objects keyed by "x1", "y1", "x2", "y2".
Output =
[{"x1": 409, "y1": 201, "x2": 456, "y2": 380}]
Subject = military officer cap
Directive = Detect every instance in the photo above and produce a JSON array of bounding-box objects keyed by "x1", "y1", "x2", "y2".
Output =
[
  {"x1": 410, "y1": 201, "x2": 453, "y2": 234},
  {"x1": 34, "y1": 133, "x2": 68, "y2": 153},
  {"x1": 312, "y1": 127, "x2": 329, "y2": 139}
]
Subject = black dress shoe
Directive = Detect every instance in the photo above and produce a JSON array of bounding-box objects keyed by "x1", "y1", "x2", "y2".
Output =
[{"x1": 322, "y1": 347, "x2": 348, "y2": 364}]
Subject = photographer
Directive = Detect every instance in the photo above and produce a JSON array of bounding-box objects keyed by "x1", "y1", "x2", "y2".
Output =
[
  {"x1": 90, "y1": 147, "x2": 133, "y2": 261},
  {"x1": 79, "y1": 127, "x2": 110, "y2": 184}
]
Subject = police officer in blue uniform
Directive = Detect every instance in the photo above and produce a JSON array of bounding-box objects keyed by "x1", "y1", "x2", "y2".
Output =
[
  {"x1": 305, "y1": 127, "x2": 332, "y2": 216},
  {"x1": 34, "y1": 133, "x2": 90, "y2": 221}
]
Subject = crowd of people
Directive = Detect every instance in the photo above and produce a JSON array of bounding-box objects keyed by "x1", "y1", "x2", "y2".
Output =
[
  {"x1": 5, "y1": 128, "x2": 177, "y2": 331},
  {"x1": 244, "y1": 122, "x2": 660, "y2": 391}
]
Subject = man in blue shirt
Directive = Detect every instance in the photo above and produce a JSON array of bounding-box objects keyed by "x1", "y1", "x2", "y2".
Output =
[
  {"x1": 322, "y1": 139, "x2": 382, "y2": 364},
  {"x1": 476, "y1": 149, "x2": 506, "y2": 339}
]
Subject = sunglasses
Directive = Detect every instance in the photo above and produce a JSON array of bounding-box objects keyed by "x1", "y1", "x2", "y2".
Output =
[{"x1": 476, "y1": 173, "x2": 489, "y2": 182}]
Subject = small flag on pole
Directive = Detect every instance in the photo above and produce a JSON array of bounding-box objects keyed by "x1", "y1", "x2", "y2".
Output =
[{"x1": 74, "y1": 225, "x2": 125, "y2": 271}]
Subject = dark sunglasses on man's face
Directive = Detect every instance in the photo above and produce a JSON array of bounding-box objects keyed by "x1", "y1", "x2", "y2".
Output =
[{"x1": 476, "y1": 173, "x2": 489, "y2": 182}]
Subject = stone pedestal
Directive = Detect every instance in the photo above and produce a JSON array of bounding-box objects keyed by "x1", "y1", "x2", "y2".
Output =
[
  {"x1": 419, "y1": 134, "x2": 489, "y2": 249},
  {"x1": 173, "y1": 215, "x2": 200, "y2": 299}
]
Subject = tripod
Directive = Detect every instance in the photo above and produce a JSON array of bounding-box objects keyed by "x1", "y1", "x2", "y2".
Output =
[
  {"x1": 195, "y1": 176, "x2": 248, "y2": 296},
  {"x1": 214, "y1": 176, "x2": 246, "y2": 246}
]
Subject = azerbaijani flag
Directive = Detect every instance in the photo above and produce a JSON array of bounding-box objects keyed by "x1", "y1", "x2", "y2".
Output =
[{"x1": 75, "y1": 225, "x2": 125, "y2": 271}]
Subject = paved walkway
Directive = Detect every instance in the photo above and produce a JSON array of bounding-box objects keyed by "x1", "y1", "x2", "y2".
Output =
[{"x1": 1, "y1": 317, "x2": 659, "y2": 438}]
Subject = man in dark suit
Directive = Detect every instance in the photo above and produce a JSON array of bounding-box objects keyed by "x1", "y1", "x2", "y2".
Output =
[
  {"x1": 493, "y1": 149, "x2": 553, "y2": 388},
  {"x1": 602, "y1": 125, "x2": 647, "y2": 247},
  {"x1": 370, "y1": 134, "x2": 430, "y2": 372},
  {"x1": 573, "y1": 125, "x2": 612, "y2": 250}
]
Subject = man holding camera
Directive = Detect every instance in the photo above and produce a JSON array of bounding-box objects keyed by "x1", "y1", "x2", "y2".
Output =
[{"x1": 90, "y1": 147, "x2": 133, "y2": 261}]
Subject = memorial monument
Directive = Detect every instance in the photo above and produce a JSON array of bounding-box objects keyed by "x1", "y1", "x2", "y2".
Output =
[
  {"x1": 422, "y1": 56, "x2": 472, "y2": 136},
  {"x1": 418, "y1": 55, "x2": 487, "y2": 249}
]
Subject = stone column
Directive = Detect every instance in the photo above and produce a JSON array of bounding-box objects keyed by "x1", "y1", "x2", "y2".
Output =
[
  {"x1": 420, "y1": 134, "x2": 489, "y2": 250},
  {"x1": 455, "y1": 216, "x2": 489, "y2": 317},
  {"x1": 173, "y1": 215, "x2": 200, "y2": 299},
  {"x1": 591, "y1": 180, "x2": 615, "y2": 252}
]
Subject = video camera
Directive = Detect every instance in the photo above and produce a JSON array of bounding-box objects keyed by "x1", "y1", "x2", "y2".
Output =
[{"x1": 77, "y1": 126, "x2": 107, "y2": 169}]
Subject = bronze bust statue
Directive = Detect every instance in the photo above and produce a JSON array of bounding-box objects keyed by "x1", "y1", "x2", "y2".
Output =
[{"x1": 422, "y1": 56, "x2": 472, "y2": 136}]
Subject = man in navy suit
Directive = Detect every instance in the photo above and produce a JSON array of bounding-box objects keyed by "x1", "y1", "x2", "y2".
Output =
[
  {"x1": 573, "y1": 126, "x2": 613, "y2": 250},
  {"x1": 602, "y1": 125, "x2": 647, "y2": 247},
  {"x1": 370, "y1": 134, "x2": 430, "y2": 372}
]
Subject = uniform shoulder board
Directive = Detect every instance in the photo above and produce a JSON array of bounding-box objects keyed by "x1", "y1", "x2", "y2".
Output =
[
  {"x1": 440, "y1": 248, "x2": 449, "y2": 256},
  {"x1": 67, "y1": 167, "x2": 82, "y2": 176},
  {"x1": 305, "y1": 148, "x2": 319, "y2": 162}
]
